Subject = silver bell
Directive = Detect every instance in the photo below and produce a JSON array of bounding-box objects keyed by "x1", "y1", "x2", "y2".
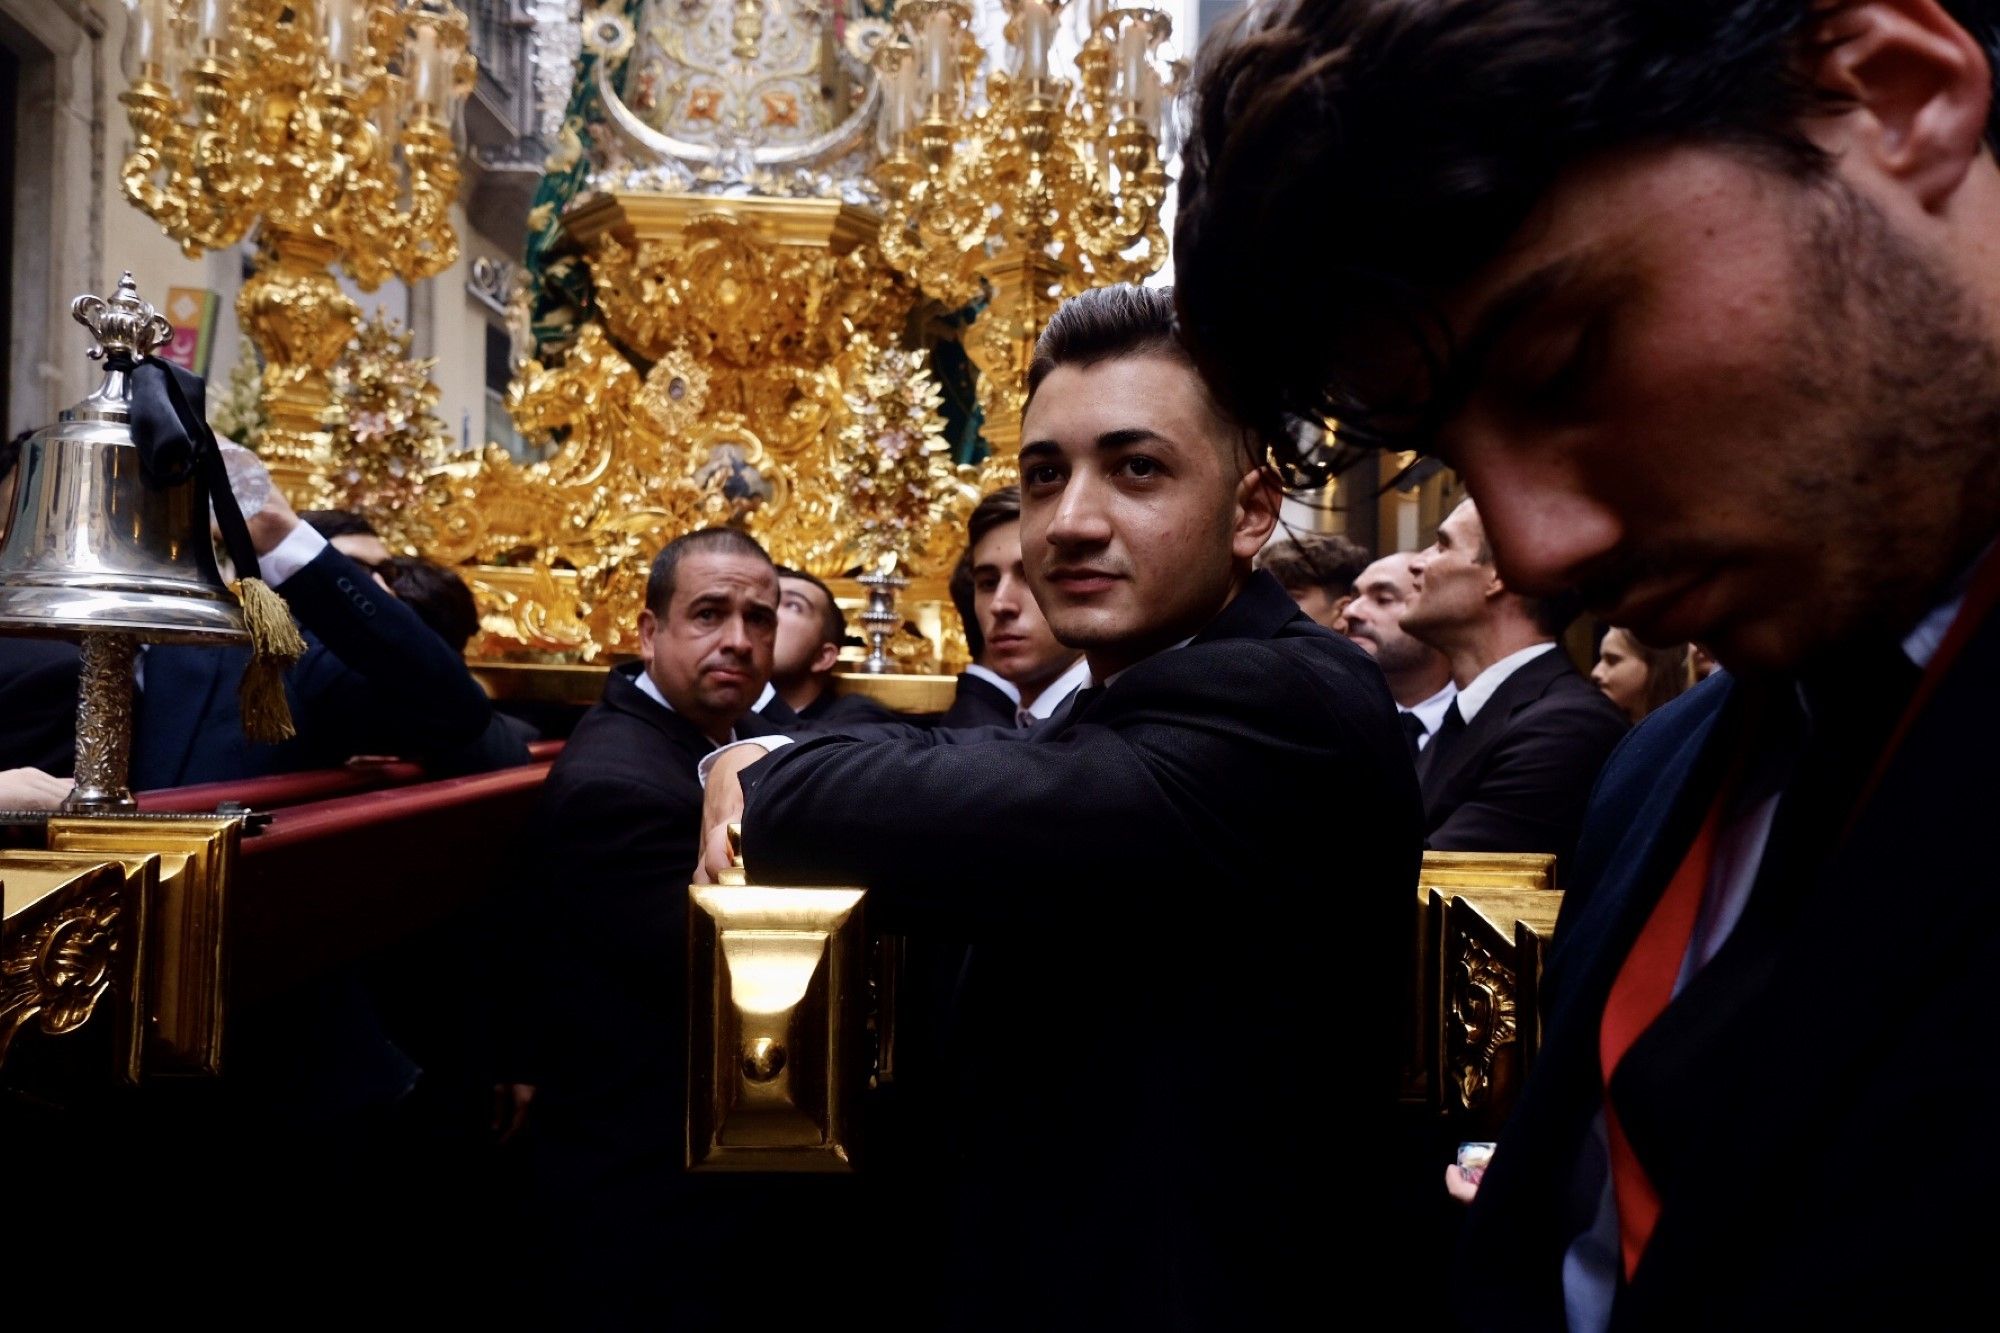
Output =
[{"x1": 0, "y1": 273, "x2": 247, "y2": 643}]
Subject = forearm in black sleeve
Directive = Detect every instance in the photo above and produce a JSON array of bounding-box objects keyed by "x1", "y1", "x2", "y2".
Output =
[
  {"x1": 737, "y1": 646, "x2": 1350, "y2": 924},
  {"x1": 277, "y1": 545, "x2": 492, "y2": 750}
]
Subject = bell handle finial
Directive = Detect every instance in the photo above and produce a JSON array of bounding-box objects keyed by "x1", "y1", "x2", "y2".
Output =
[{"x1": 71, "y1": 271, "x2": 174, "y2": 363}]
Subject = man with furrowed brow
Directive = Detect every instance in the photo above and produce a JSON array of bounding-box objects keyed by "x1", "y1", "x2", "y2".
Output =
[{"x1": 696, "y1": 284, "x2": 1421, "y2": 1329}]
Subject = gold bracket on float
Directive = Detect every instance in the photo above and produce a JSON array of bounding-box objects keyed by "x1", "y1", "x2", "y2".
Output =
[{"x1": 687, "y1": 820, "x2": 869, "y2": 1173}]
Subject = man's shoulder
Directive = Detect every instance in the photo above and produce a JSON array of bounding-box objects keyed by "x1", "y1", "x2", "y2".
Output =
[
  {"x1": 1505, "y1": 649, "x2": 1625, "y2": 725},
  {"x1": 550, "y1": 698, "x2": 698, "y2": 786},
  {"x1": 1113, "y1": 618, "x2": 1387, "y2": 727}
]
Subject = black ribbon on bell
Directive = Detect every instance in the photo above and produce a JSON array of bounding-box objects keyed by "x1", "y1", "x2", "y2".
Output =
[{"x1": 124, "y1": 353, "x2": 307, "y2": 743}]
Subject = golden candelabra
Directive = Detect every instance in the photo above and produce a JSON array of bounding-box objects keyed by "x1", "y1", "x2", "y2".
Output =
[
  {"x1": 119, "y1": 0, "x2": 474, "y2": 499},
  {"x1": 872, "y1": 0, "x2": 1179, "y2": 474}
]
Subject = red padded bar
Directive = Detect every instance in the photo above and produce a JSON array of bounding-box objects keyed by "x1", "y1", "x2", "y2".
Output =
[
  {"x1": 137, "y1": 759, "x2": 429, "y2": 813},
  {"x1": 232, "y1": 762, "x2": 553, "y2": 1002}
]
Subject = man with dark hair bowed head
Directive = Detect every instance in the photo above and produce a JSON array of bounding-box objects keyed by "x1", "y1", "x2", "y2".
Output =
[
  {"x1": 1181, "y1": 1, "x2": 2000, "y2": 1326},
  {"x1": 697, "y1": 284, "x2": 1421, "y2": 1328}
]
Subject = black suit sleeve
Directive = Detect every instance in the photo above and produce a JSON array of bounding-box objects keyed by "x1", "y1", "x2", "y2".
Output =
[
  {"x1": 277, "y1": 544, "x2": 492, "y2": 757},
  {"x1": 740, "y1": 641, "x2": 1385, "y2": 925},
  {"x1": 1425, "y1": 696, "x2": 1628, "y2": 863}
]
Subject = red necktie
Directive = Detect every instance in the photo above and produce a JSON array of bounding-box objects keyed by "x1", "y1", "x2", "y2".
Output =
[
  {"x1": 1598, "y1": 540, "x2": 2000, "y2": 1282},
  {"x1": 1597, "y1": 791, "x2": 1725, "y2": 1279}
]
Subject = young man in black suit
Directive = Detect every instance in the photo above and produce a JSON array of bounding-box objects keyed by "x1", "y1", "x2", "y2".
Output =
[
  {"x1": 1404, "y1": 498, "x2": 1627, "y2": 872},
  {"x1": 1178, "y1": 2, "x2": 2000, "y2": 1325},
  {"x1": 699, "y1": 285, "x2": 1421, "y2": 1328},
  {"x1": 513, "y1": 525, "x2": 792, "y2": 1326},
  {"x1": 759, "y1": 565, "x2": 895, "y2": 725},
  {"x1": 939, "y1": 486, "x2": 1088, "y2": 728}
]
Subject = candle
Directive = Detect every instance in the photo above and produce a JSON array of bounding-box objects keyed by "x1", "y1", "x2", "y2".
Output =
[
  {"x1": 196, "y1": 0, "x2": 234, "y2": 45},
  {"x1": 1019, "y1": 0, "x2": 1052, "y2": 82},
  {"x1": 433, "y1": 40, "x2": 461, "y2": 112},
  {"x1": 900, "y1": 58, "x2": 922, "y2": 134},
  {"x1": 407, "y1": 24, "x2": 439, "y2": 113},
  {"x1": 323, "y1": 0, "x2": 359, "y2": 67},
  {"x1": 123, "y1": 0, "x2": 169, "y2": 80},
  {"x1": 1116, "y1": 20, "x2": 1149, "y2": 112},
  {"x1": 1085, "y1": 0, "x2": 1108, "y2": 32},
  {"x1": 922, "y1": 10, "x2": 956, "y2": 105},
  {"x1": 379, "y1": 74, "x2": 405, "y2": 161},
  {"x1": 1137, "y1": 63, "x2": 1161, "y2": 132}
]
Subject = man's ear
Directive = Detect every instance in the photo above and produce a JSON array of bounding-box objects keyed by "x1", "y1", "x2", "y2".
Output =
[
  {"x1": 1230, "y1": 463, "x2": 1283, "y2": 561},
  {"x1": 811, "y1": 639, "x2": 841, "y2": 675},
  {"x1": 637, "y1": 607, "x2": 660, "y2": 667},
  {"x1": 1803, "y1": 0, "x2": 1992, "y2": 212}
]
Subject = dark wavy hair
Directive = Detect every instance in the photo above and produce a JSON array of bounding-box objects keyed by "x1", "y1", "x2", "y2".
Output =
[
  {"x1": 380, "y1": 556, "x2": 480, "y2": 654},
  {"x1": 1175, "y1": 0, "x2": 2000, "y2": 463}
]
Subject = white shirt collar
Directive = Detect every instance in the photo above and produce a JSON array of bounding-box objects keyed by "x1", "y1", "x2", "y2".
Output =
[
  {"x1": 1090, "y1": 636, "x2": 1196, "y2": 689},
  {"x1": 1456, "y1": 641, "x2": 1558, "y2": 723},
  {"x1": 1025, "y1": 656, "x2": 1092, "y2": 721},
  {"x1": 633, "y1": 668, "x2": 735, "y2": 749},
  {"x1": 1901, "y1": 585, "x2": 1970, "y2": 669},
  {"x1": 960, "y1": 662, "x2": 1022, "y2": 706},
  {"x1": 1401, "y1": 681, "x2": 1458, "y2": 738},
  {"x1": 753, "y1": 680, "x2": 778, "y2": 713}
]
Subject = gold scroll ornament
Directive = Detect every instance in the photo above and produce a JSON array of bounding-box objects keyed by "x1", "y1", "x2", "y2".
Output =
[
  {"x1": 1408, "y1": 852, "x2": 1562, "y2": 1134},
  {"x1": 408, "y1": 193, "x2": 976, "y2": 665}
]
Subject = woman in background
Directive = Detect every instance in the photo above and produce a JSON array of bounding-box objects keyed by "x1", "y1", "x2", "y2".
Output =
[{"x1": 1590, "y1": 626, "x2": 1693, "y2": 724}]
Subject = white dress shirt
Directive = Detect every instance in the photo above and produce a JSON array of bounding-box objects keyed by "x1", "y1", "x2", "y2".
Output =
[
  {"x1": 960, "y1": 663, "x2": 1022, "y2": 708},
  {"x1": 1023, "y1": 656, "x2": 1092, "y2": 725},
  {"x1": 1455, "y1": 641, "x2": 1558, "y2": 723},
  {"x1": 1401, "y1": 681, "x2": 1458, "y2": 751},
  {"x1": 633, "y1": 668, "x2": 739, "y2": 750},
  {"x1": 1561, "y1": 588, "x2": 1967, "y2": 1331}
]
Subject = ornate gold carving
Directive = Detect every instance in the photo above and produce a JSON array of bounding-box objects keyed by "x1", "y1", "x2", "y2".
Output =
[
  {"x1": 119, "y1": 0, "x2": 475, "y2": 501},
  {"x1": 871, "y1": 4, "x2": 1179, "y2": 461},
  {"x1": 0, "y1": 860, "x2": 142, "y2": 1077},
  {"x1": 1410, "y1": 854, "x2": 1560, "y2": 1116},
  {"x1": 1447, "y1": 930, "x2": 1518, "y2": 1114},
  {"x1": 415, "y1": 194, "x2": 976, "y2": 662},
  {"x1": 48, "y1": 816, "x2": 243, "y2": 1077}
]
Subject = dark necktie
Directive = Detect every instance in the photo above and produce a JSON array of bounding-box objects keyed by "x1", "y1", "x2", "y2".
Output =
[
  {"x1": 1399, "y1": 709, "x2": 1427, "y2": 761},
  {"x1": 1417, "y1": 701, "x2": 1467, "y2": 781}
]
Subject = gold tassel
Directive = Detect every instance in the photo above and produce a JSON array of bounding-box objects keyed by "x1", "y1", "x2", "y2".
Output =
[{"x1": 230, "y1": 576, "x2": 307, "y2": 744}]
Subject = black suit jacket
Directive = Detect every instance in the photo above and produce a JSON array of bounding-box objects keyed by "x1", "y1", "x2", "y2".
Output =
[
  {"x1": 0, "y1": 637, "x2": 82, "y2": 773},
  {"x1": 522, "y1": 664, "x2": 781, "y2": 1172},
  {"x1": 129, "y1": 544, "x2": 494, "y2": 789},
  {"x1": 1419, "y1": 645, "x2": 1628, "y2": 871},
  {"x1": 1455, "y1": 617, "x2": 2000, "y2": 1328},
  {"x1": 516, "y1": 665, "x2": 793, "y2": 1323},
  {"x1": 935, "y1": 670, "x2": 1018, "y2": 729},
  {"x1": 739, "y1": 572, "x2": 1423, "y2": 1329},
  {"x1": 799, "y1": 685, "x2": 898, "y2": 725}
]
